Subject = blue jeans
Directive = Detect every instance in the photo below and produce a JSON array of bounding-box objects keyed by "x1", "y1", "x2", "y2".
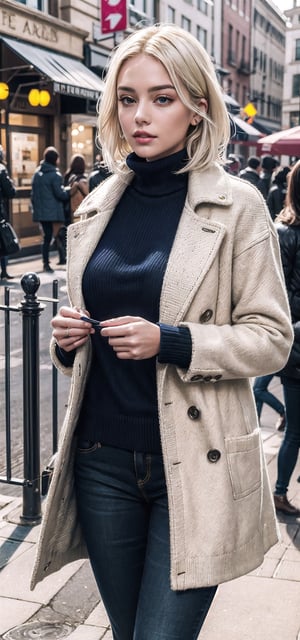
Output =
[
  {"x1": 74, "y1": 443, "x2": 217, "y2": 640},
  {"x1": 253, "y1": 374, "x2": 284, "y2": 419},
  {"x1": 275, "y1": 378, "x2": 300, "y2": 495}
]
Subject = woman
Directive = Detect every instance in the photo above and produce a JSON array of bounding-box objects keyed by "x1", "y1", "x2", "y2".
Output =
[
  {"x1": 31, "y1": 147, "x2": 71, "y2": 271},
  {"x1": 31, "y1": 25, "x2": 293, "y2": 639},
  {"x1": 274, "y1": 160, "x2": 300, "y2": 517},
  {"x1": 64, "y1": 153, "x2": 89, "y2": 223},
  {"x1": 267, "y1": 166, "x2": 290, "y2": 221}
]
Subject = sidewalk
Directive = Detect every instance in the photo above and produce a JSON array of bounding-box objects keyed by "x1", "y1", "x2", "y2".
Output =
[
  {"x1": 0, "y1": 253, "x2": 67, "y2": 288},
  {"x1": 0, "y1": 261, "x2": 300, "y2": 638}
]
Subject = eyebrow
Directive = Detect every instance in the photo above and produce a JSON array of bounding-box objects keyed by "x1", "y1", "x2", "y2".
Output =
[{"x1": 117, "y1": 84, "x2": 176, "y2": 92}]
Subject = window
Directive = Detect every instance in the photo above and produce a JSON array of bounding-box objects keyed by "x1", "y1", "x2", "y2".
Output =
[
  {"x1": 197, "y1": 26, "x2": 207, "y2": 49},
  {"x1": 292, "y1": 74, "x2": 300, "y2": 97},
  {"x1": 197, "y1": 0, "x2": 208, "y2": 14},
  {"x1": 236, "y1": 31, "x2": 240, "y2": 60},
  {"x1": 15, "y1": 0, "x2": 58, "y2": 16},
  {"x1": 181, "y1": 16, "x2": 191, "y2": 31},
  {"x1": 253, "y1": 47, "x2": 258, "y2": 73},
  {"x1": 167, "y1": 5, "x2": 175, "y2": 22},
  {"x1": 296, "y1": 39, "x2": 300, "y2": 61},
  {"x1": 227, "y1": 25, "x2": 235, "y2": 65},
  {"x1": 290, "y1": 111, "x2": 300, "y2": 127},
  {"x1": 241, "y1": 35, "x2": 246, "y2": 62}
]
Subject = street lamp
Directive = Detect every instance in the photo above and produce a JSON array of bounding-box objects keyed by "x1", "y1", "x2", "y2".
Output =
[{"x1": 28, "y1": 88, "x2": 51, "y2": 107}]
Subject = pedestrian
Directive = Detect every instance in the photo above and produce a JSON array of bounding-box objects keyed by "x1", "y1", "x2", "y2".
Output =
[
  {"x1": 267, "y1": 165, "x2": 290, "y2": 221},
  {"x1": 273, "y1": 159, "x2": 300, "y2": 517},
  {"x1": 224, "y1": 153, "x2": 240, "y2": 175},
  {"x1": 239, "y1": 155, "x2": 261, "y2": 187},
  {"x1": 0, "y1": 145, "x2": 16, "y2": 280},
  {"x1": 88, "y1": 152, "x2": 111, "y2": 192},
  {"x1": 257, "y1": 155, "x2": 277, "y2": 200},
  {"x1": 64, "y1": 153, "x2": 89, "y2": 221},
  {"x1": 253, "y1": 374, "x2": 285, "y2": 431},
  {"x1": 31, "y1": 24, "x2": 293, "y2": 640},
  {"x1": 31, "y1": 146, "x2": 72, "y2": 272}
]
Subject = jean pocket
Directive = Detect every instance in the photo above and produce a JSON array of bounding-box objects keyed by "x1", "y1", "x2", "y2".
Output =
[
  {"x1": 77, "y1": 440, "x2": 101, "y2": 454},
  {"x1": 224, "y1": 429, "x2": 261, "y2": 500}
]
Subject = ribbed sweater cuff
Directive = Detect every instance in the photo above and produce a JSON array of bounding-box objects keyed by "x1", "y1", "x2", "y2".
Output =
[
  {"x1": 158, "y1": 323, "x2": 192, "y2": 368},
  {"x1": 55, "y1": 343, "x2": 76, "y2": 367}
]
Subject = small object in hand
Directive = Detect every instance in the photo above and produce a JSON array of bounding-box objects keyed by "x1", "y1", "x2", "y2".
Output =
[{"x1": 80, "y1": 315, "x2": 101, "y2": 328}]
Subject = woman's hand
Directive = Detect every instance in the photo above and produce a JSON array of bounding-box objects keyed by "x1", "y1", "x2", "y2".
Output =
[
  {"x1": 100, "y1": 315, "x2": 160, "y2": 360},
  {"x1": 52, "y1": 306, "x2": 97, "y2": 352}
]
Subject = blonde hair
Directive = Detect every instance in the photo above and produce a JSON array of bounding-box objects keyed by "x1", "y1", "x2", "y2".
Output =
[{"x1": 97, "y1": 24, "x2": 230, "y2": 174}]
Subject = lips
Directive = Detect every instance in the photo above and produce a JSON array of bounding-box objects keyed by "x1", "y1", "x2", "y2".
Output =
[{"x1": 133, "y1": 131, "x2": 155, "y2": 139}]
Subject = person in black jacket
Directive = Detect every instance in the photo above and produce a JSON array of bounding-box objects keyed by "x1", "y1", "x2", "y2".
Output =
[
  {"x1": 274, "y1": 159, "x2": 300, "y2": 516},
  {"x1": 267, "y1": 166, "x2": 290, "y2": 221},
  {"x1": 257, "y1": 155, "x2": 277, "y2": 200},
  {"x1": 0, "y1": 145, "x2": 16, "y2": 280},
  {"x1": 88, "y1": 153, "x2": 111, "y2": 192},
  {"x1": 31, "y1": 147, "x2": 71, "y2": 272},
  {"x1": 239, "y1": 155, "x2": 261, "y2": 187}
]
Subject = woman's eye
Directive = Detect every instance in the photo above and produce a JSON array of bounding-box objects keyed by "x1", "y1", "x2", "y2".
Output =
[
  {"x1": 156, "y1": 96, "x2": 173, "y2": 105},
  {"x1": 119, "y1": 96, "x2": 135, "y2": 105}
]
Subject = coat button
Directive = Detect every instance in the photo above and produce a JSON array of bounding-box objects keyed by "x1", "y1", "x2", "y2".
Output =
[
  {"x1": 215, "y1": 374, "x2": 222, "y2": 380},
  {"x1": 207, "y1": 449, "x2": 221, "y2": 463},
  {"x1": 200, "y1": 309, "x2": 213, "y2": 323},
  {"x1": 203, "y1": 375, "x2": 212, "y2": 382},
  {"x1": 190, "y1": 374, "x2": 203, "y2": 381},
  {"x1": 187, "y1": 405, "x2": 201, "y2": 420}
]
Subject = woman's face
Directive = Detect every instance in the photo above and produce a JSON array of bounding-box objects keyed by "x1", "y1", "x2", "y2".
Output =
[{"x1": 117, "y1": 54, "x2": 201, "y2": 161}]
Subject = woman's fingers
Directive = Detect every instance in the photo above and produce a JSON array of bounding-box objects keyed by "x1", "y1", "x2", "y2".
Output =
[{"x1": 52, "y1": 307, "x2": 98, "y2": 350}]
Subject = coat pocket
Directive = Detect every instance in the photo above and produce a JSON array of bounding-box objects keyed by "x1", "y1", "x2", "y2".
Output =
[{"x1": 224, "y1": 429, "x2": 261, "y2": 500}]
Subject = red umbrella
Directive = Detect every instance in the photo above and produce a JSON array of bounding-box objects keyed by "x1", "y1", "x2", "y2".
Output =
[{"x1": 256, "y1": 125, "x2": 300, "y2": 156}]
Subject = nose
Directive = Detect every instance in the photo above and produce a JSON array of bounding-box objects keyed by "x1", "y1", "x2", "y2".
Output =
[{"x1": 134, "y1": 100, "x2": 150, "y2": 125}]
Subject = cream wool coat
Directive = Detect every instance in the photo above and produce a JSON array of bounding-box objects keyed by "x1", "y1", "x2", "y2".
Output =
[{"x1": 31, "y1": 163, "x2": 293, "y2": 591}]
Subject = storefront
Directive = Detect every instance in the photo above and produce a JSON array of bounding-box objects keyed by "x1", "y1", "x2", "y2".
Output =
[{"x1": 0, "y1": 1, "x2": 104, "y2": 255}]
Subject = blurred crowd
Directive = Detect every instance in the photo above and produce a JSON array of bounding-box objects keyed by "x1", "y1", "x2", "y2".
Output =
[{"x1": 225, "y1": 152, "x2": 291, "y2": 221}]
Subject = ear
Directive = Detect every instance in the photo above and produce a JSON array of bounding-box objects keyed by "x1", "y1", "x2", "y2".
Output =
[{"x1": 191, "y1": 98, "x2": 208, "y2": 125}]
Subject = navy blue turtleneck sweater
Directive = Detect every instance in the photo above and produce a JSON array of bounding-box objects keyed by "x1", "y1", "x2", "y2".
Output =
[{"x1": 70, "y1": 150, "x2": 192, "y2": 452}]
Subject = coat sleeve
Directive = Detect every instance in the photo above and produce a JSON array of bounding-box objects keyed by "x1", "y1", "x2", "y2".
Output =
[{"x1": 177, "y1": 213, "x2": 293, "y2": 382}]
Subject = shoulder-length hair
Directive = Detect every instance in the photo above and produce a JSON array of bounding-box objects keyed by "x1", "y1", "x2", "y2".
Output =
[
  {"x1": 276, "y1": 160, "x2": 300, "y2": 226},
  {"x1": 69, "y1": 154, "x2": 86, "y2": 176},
  {"x1": 97, "y1": 24, "x2": 230, "y2": 174}
]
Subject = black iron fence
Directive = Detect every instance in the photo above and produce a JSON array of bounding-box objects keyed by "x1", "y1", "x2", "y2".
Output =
[{"x1": 0, "y1": 273, "x2": 59, "y2": 525}]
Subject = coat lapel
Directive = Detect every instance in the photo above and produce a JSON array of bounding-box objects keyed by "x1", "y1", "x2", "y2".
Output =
[
  {"x1": 160, "y1": 165, "x2": 231, "y2": 324},
  {"x1": 160, "y1": 203, "x2": 226, "y2": 324}
]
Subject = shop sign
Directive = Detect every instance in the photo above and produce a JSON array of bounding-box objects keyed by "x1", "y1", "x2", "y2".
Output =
[
  {"x1": 101, "y1": 0, "x2": 127, "y2": 33},
  {"x1": 0, "y1": 4, "x2": 83, "y2": 55},
  {"x1": 0, "y1": 7, "x2": 58, "y2": 44},
  {"x1": 53, "y1": 82, "x2": 99, "y2": 101}
]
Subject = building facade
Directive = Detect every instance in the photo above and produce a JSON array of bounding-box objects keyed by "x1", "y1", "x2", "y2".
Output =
[
  {"x1": 250, "y1": 0, "x2": 286, "y2": 134},
  {"x1": 282, "y1": 1, "x2": 300, "y2": 129}
]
